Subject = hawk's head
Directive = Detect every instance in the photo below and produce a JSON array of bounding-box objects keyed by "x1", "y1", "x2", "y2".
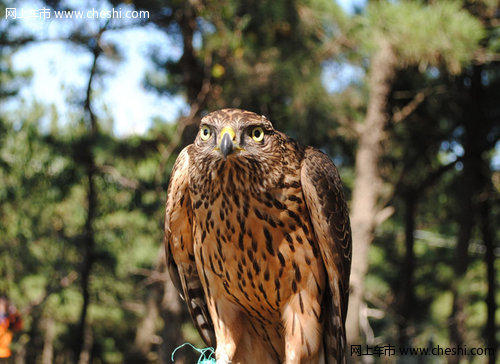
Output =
[{"x1": 194, "y1": 108, "x2": 280, "y2": 163}]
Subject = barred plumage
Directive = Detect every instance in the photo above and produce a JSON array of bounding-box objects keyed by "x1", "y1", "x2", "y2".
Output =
[{"x1": 165, "y1": 109, "x2": 351, "y2": 363}]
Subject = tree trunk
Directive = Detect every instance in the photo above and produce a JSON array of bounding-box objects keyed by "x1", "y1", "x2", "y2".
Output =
[
  {"x1": 77, "y1": 324, "x2": 93, "y2": 364},
  {"x1": 346, "y1": 39, "x2": 397, "y2": 345},
  {"x1": 448, "y1": 165, "x2": 474, "y2": 351},
  {"x1": 75, "y1": 38, "x2": 101, "y2": 363},
  {"x1": 25, "y1": 305, "x2": 43, "y2": 363},
  {"x1": 394, "y1": 161, "x2": 458, "y2": 351},
  {"x1": 447, "y1": 64, "x2": 484, "y2": 364},
  {"x1": 131, "y1": 249, "x2": 167, "y2": 362},
  {"x1": 41, "y1": 317, "x2": 55, "y2": 364},
  {"x1": 133, "y1": 287, "x2": 161, "y2": 358},
  {"x1": 159, "y1": 278, "x2": 189, "y2": 364},
  {"x1": 397, "y1": 193, "x2": 416, "y2": 348},
  {"x1": 480, "y1": 198, "x2": 497, "y2": 364},
  {"x1": 75, "y1": 164, "x2": 96, "y2": 363},
  {"x1": 447, "y1": 170, "x2": 474, "y2": 364}
]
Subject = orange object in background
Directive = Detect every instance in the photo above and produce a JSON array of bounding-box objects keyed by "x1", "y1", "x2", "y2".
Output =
[{"x1": 0, "y1": 296, "x2": 22, "y2": 358}]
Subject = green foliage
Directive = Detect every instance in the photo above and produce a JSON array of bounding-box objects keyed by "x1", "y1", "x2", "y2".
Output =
[
  {"x1": 1, "y1": 0, "x2": 498, "y2": 362},
  {"x1": 0, "y1": 97, "x2": 171, "y2": 360},
  {"x1": 144, "y1": 0, "x2": 350, "y2": 150},
  {"x1": 361, "y1": 1, "x2": 484, "y2": 73}
]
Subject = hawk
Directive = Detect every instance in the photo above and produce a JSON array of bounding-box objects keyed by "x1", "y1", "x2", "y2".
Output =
[{"x1": 165, "y1": 109, "x2": 351, "y2": 363}]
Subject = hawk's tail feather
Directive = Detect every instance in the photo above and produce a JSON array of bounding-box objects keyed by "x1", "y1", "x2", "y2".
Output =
[
  {"x1": 324, "y1": 296, "x2": 347, "y2": 364},
  {"x1": 179, "y1": 269, "x2": 216, "y2": 347}
]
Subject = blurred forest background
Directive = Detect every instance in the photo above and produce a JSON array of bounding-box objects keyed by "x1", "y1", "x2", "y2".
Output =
[{"x1": 0, "y1": 0, "x2": 499, "y2": 363}]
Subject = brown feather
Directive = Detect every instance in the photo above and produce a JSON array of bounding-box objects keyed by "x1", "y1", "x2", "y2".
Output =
[
  {"x1": 165, "y1": 109, "x2": 351, "y2": 363},
  {"x1": 301, "y1": 148, "x2": 352, "y2": 363},
  {"x1": 164, "y1": 147, "x2": 216, "y2": 347}
]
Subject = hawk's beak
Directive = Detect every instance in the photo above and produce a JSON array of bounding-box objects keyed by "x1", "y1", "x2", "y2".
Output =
[{"x1": 219, "y1": 127, "x2": 235, "y2": 159}]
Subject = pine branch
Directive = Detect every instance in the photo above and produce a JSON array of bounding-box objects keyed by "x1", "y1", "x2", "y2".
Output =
[{"x1": 391, "y1": 85, "x2": 446, "y2": 124}]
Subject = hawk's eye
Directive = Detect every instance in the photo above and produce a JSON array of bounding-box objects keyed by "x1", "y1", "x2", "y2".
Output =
[
  {"x1": 251, "y1": 127, "x2": 264, "y2": 142},
  {"x1": 200, "y1": 126, "x2": 211, "y2": 141}
]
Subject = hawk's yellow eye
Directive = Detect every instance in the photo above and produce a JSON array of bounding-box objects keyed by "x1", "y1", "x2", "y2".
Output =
[
  {"x1": 251, "y1": 127, "x2": 264, "y2": 142},
  {"x1": 200, "y1": 126, "x2": 211, "y2": 141}
]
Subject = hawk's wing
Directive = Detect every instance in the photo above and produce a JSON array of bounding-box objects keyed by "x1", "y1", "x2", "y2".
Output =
[
  {"x1": 164, "y1": 146, "x2": 216, "y2": 347},
  {"x1": 300, "y1": 147, "x2": 352, "y2": 364}
]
